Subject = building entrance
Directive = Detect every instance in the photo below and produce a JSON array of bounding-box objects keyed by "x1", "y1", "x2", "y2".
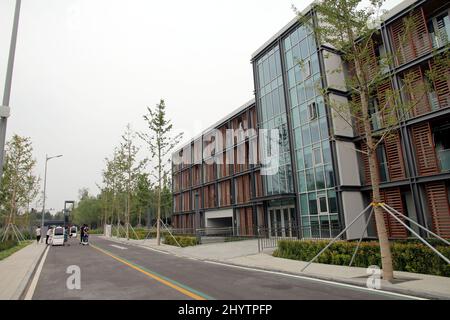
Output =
[{"x1": 268, "y1": 205, "x2": 296, "y2": 238}]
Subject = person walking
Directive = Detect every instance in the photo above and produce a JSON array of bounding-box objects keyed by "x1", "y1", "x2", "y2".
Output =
[
  {"x1": 79, "y1": 225, "x2": 84, "y2": 244},
  {"x1": 46, "y1": 226, "x2": 53, "y2": 245},
  {"x1": 35, "y1": 226, "x2": 41, "y2": 243}
]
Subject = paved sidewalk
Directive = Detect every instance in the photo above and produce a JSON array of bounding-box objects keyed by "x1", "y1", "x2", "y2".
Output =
[
  {"x1": 102, "y1": 236, "x2": 450, "y2": 300},
  {"x1": 0, "y1": 242, "x2": 46, "y2": 300}
]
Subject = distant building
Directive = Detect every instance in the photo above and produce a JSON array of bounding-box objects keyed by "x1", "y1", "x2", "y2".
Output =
[{"x1": 172, "y1": 0, "x2": 450, "y2": 240}]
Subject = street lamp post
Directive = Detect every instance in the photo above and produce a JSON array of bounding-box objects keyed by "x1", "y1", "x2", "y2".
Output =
[
  {"x1": 0, "y1": 0, "x2": 22, "y2": 181},
  {"x1": 40, "y1": 154, "x2": 63, "y2": 239}
]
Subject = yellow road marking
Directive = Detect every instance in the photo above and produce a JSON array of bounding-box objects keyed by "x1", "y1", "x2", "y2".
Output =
[{"x1": 91, "y1": 244, "x2": 207, "y2": 300}]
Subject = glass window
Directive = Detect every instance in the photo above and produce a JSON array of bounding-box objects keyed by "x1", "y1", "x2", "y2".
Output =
[
  {"x1": 311, "y1": 53, "x2": 320, "y2": 75},
  {"x1": 279, "y1": 87, "x2": 285, "y2": 110},
  {"x1": 298, "y1": 171, "x2": 307, "y2": 193},
  {"x1": 302, "y1": 125, "x2": 311, "y2": 146},
  {"x1": 325, "y1": 164, "x2": 335, "y2": 188},
  {"x1": 290, "y1": 88, "x2": 298, "y2": 107},
  {"x1": 292, "y1": 44, "x2": 301, "y2": 63},
  {"x1": 294, "y1": 128, "x2": 302, "y2": 150},
  {"x1": 300, "y1": 39, "x2": 309, "y2": 59},
  {"x1": 284, "y1": 36, "x2": 292, "y2": 51},
  {"x1": 328, "y1": 190, "x2": 338, "y2": 213},
  {"x1": 300, "y1": 194, "x2": 309, "y2": 216},
  {"x1": 306, "y1": 168, "x2": 315, "y2": 191},
  {"x1": 299, "y1": 103, "x2": 308, "y2": 124},
  {"x1": 296, "y1": 149, "x2": 304, "y2": 169},
  {"x1": 377, "y1": 145, "x2": 389, "y2": 182},
  {"x1": 313, "y1": 146, "x2": 322, "y2": 165},
  {"x1": 269, "y1": 55, "x2": 276, "y2": 81},
  {"x1": 291, "y1": 29, "x2": 299, "y2": 45},
  {"x1": 286, "y1": 50, "x2": 293, "y2": 69},
  {"x1": 318, "y1": 193, "x2": 328, "y2": 214},
  {"x1": 304, "y1": 146, "x2": 313, "y2": 168},
  {"x1": 308, "y1": 192, "x2": 318, "y2": 215},
  {"x1": 322, "y1": 141, "x2": 332, "y2": 164},
  {"x1": 297, "y1": 84, "x2": 306, "y2": 104},
  {"x1": 305, "y1": 78, "x2": 314, "y2": 100},
  {"x1": 288, "y1": 69, "x2": 296, "y2": 88},
  {"x1": 263, "y1": 60, "x2": 270, "y2": 86},
  {"x1": 294, "y1": 64, "x2": 302, "y2": 83},
  {"x1": 308, "y1": 34, "x2": 316, "y2": 54},
  {"x1": 275, "y1": 52, "x2": 281, "y2": 77},
  {"x1": 319, "y1": 116, "x2": 329, "y2": 139},
  {"x1": 315, "y1": 166, "x2": 325, "y2": 189},
  {"x1": 292, "y1": 107, "x2": 300, "y2": 129},
  {"x1": 299, "y1": 25, "x2": 307, "y2": 40},
  {"x1": 269, "y1": 94, "x2": 276, "y2": 119},
  {"x1": 310, "y1": 120, "x2": 320, "y2": 143},
  {"x1": 273, "y1": 89, "x2": 280, "y2": 116}
]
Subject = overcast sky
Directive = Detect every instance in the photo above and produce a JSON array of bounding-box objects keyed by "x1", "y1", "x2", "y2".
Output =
[{"x1": 0, "y1": 0, "x2": 401, "y2": 213}]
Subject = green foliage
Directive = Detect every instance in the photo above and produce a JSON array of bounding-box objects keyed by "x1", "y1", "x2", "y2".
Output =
[
  {"x1": 0, "y1": 241, "x2": 31, "y2": 261},
  {"x1": 163, "y1": 235, "x2": 198, "y2": 247},
  {"x1": 0, "y1": 135, "x2": 40, "y2": 220},
  {"x1": 0, "y1": 240, "x2": 18, "y2": 251},
  {"x1": 274, "y1": 240, "x2": 450, "y2": 277},
  {"x1": 71, "y1": 191, "x2": 103, "y2": 228}
]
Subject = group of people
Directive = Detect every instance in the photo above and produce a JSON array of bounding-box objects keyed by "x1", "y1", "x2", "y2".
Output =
[
  {"x1": 34, "y1": 224, "x2": 90, "y2": 245},
  {"x1": 34, "y1": 226, "x2": 54, "y2": 245}
]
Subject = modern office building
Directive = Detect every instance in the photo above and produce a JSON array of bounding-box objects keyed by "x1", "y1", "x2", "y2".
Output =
[{"x1": 172, "y1": 0, "x2": 450, "y2": 239}]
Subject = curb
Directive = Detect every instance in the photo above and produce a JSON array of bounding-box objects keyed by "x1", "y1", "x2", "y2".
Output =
[
  {"x1": 14, "y1": 244, "x2": 47, "y2": 300},
  {"x1": 202, "y1": 258, "x2": 450, "y2": 300}
]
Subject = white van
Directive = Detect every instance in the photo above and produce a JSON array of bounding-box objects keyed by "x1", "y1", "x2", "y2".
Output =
[
  {"x1": 52, "y1": 226, "x2": 65, "y2": 246},
  {"x1": 70, "y1": 226, "x2": 77, "y2": 238}
]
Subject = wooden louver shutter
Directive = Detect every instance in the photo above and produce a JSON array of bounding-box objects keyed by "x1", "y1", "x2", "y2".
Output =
[
  {"x1": 380, "y1": 188, "x2": 408, "y2": 239},
  {"x1": 411, "y1": 123, "x2": 439, "y2": 176},
  {"x1": 360, "y1": 142, "x2": 372, "y2": 185},
  {"x1": 352, "y1": 94, "x2": 365, "y2": 136},
  {"x1": 377, "y1": 80, "x2": 396, "y2": 126},
  {"x1": 425, "y1": 182, "x2": 450, "y2": 239},
  {"x1": 390, "y1": 8, "x2": 432, "y2": 66},
  {"x1": 360, "y1": 39, "x2": 378, "y2": 81},
  {"x1": 384, "y1": 132, "x2": 406, "y2": 181},
  {"x1": 429, "y1": 58, "x2": 450, "y2": 109},
  {"x1": 404, "y1": 66, "x2": 431, "y2": 117}
]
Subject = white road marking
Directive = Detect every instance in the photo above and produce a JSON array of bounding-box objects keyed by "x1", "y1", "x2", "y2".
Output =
[
  {"x1": 203, "y1": 260, "x2": 426, "y2": 300},
  {"x1": 24, "y1": 245, "x2": 50, "y2": 300},
  {"x1": 110, "y1": 244, "x2": 128, "y2": 250}
]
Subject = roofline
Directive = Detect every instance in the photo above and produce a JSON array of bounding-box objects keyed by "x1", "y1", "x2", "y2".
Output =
[
  {"x1": 250, "y1": 4, "x2": 313, "y2": 61},
  {"x1": 250, "y1": 0, "x2": 425, "y2": 62},
  {"x1": 173, "y1": 98, "x2": 256, "y2": 155}
]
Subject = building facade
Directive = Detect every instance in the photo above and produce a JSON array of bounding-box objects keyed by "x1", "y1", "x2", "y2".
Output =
[{"x1": 172, "y1": 0, "x2": 450, "y2": 239}]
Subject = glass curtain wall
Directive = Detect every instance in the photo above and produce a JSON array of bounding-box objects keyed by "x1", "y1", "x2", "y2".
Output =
[
  {"x1": 256, "y1": 46, "x2": 294, "y2": 196},
  {"x1": 283, "y1": 23, "x2": 340, "y2": 238}
]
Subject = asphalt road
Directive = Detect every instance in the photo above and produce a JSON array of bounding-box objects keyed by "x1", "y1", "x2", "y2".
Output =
[{"x1": 31, "y1": 236, "x2": 415, "y2": 300}]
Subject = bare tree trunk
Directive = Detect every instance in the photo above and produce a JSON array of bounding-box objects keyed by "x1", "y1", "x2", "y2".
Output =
[
  {"x1": 361, "y1": 89, "x2": 394, "y2": 281},
  {"x1": 156, "y1": 146, "x2": 162, "y2": 246}
]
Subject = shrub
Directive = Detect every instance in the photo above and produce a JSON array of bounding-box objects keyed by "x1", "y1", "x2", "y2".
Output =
[
  {"x1": 163, "y1": 235, "x2": 198, "y2": 247},
  {"x1": 0, "y1": 240, "x2": 18, "y2": 251},
  {"x1": 274, "y1": 240, "x2": 450, "y2": 277}
]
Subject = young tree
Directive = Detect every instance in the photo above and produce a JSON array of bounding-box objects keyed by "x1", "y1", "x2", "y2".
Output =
[
  {"x1": 293, "y1": 0, "x2": 444, "y2": 280},
  {"x1": 103, "y1": 148, "x2": 126, "y2": 230},
  {"x1": 135, "y1": 173, "x2": 152, "y2": 227},
  {"x1": 139, "y1": 99, "x2": 183, "y2": 245},
  {"x1": 117, "y1": 124, "x2": 146, "y2": 239},
  {"x1": 0, "y1": 135, "x2": 40, "y2": 239}
]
